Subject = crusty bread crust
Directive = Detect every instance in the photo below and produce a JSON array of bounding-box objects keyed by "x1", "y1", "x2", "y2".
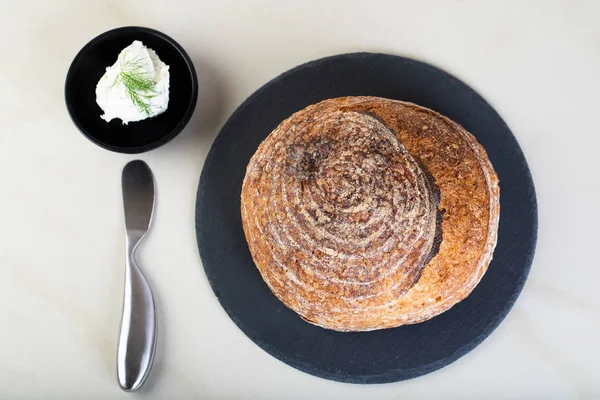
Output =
[{"x1": 241, "y1": 97, "x2": 500, "y2": 331}]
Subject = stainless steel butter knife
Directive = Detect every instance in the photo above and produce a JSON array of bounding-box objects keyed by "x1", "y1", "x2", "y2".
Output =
[{"x1": 117, "y1": 160, "x2": 157, "y2": 391}]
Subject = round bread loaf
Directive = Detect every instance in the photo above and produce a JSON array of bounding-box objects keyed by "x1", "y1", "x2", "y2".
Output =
[{"x1": 241, "y1": 96, "x2": 499, "y2": 331}]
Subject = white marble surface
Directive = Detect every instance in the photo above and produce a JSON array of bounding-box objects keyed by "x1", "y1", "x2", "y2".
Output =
[{"x1": 1, "y1": 0, "x2": 599, "y2": 399}]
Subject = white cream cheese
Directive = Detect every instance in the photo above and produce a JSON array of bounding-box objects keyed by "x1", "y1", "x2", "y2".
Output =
[{"x1": 95, "y1": 40, "x2": 170, "y2": 124}]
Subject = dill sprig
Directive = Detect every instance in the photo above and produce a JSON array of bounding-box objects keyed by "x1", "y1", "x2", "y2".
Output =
[{"x1": 109, "y1": 55, "x2": 158, "y2": 116}]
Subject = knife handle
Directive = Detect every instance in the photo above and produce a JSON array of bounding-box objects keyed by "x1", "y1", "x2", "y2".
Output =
[{"x1": 117, "y1": 242, "x2": 157, "y2": 391}]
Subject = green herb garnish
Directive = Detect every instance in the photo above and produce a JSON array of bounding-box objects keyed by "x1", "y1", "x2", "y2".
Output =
[{"x1": 109, "y1": 55, "x2": 157, "y2": 116}]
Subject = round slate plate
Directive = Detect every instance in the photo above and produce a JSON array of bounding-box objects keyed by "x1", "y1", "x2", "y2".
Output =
[{"x1": 195, "y1": 53, "x2": 537, "y2": 384}]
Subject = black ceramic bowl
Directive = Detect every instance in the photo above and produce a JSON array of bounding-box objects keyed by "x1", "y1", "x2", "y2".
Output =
[{"x1": 65, "y1": 26, "x2": 198, "y2": 153}]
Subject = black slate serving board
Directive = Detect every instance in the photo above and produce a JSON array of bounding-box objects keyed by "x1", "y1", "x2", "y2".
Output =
[{"x1": 195, "y1": 53, "x2": 537, "y2": 383}]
